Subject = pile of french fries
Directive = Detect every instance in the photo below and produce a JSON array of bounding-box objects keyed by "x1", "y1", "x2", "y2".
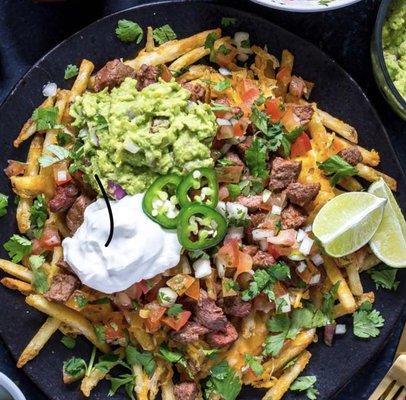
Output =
[{"x1": 0, "y1": 26, "x2": 397, "y2": 400}]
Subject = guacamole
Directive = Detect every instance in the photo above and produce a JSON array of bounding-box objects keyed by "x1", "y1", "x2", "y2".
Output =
[
  {"x1": 71, "y1": 78, "x2": 217, "y2": 194},
  {"x1": 382, "y1": 0, "x2": 406, "y2": 99}
]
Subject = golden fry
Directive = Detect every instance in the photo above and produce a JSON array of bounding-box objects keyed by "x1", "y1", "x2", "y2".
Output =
[
  {"x1": 333, "y1": 136, "x2": 380, "y2": 166},
  {"x1": 0, "y1": 259, "x2": 33, "y2": 282},
  {"x1": 161, "y1": 380, "x2": 176, "y2": 400},
  {"x1": 10, "y1": 175, "x2": 55, "y2": 199},
  {"x1": 80, "y1": 368, "x2": 109, "y2": 397},
  {"x1": 146, "y1": 26, "x2": 155, "y2": 52},
  {"x1": 356, "y1": 164, "x2": 397, "y2": 191},
  {"x1": 1, "y1": 277, "x2": 32, "y2": 295},
  {"x1": 316, "y1": 108, "x2": 358, "y2": 143},
  {"x1": 346, "y1": 264, "x2": 363, "y2": 296},
  {"x1": 337, "y1": 176, "x2": 363, "y2": 192}
]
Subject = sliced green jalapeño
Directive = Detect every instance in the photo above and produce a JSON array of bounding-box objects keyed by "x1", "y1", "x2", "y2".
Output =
[
  {"x1": 177, "y1": 167, "x2": 219, "y2": 208},
  {"x1": 142, "y1": 174, "x2": 182, "y2": 229},
  {"x1": 177, "y1": 203, "x2": 227, "y2": 250}
]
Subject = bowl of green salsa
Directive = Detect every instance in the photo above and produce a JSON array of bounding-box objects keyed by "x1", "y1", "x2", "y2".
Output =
[{"x1": 372, "y1": 0, "x2": 406, "y2": 120}]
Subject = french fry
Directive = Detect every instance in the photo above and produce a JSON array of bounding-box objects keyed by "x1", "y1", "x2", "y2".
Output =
[
  {"x1": 161, "y1": 380, "x2": 176, "y2": 400},
  {"x1": 17, "y1": 317, "x2": 60, "y2": 368},
  {"x1": 13, "y1": 96, "x2": 55, "y2": 148},
  {"x1": 332, "y1": 136, "x2": 380, "y2": 166},
  {"x1": 133, "y1": 363, "x2": 150, "y2": 400},
  {"x1": 262, "y1": 351, "x2": 312, "y2": 400},
  {"x1": 169, "y1": 37, "x2": 229, "y2": 72},
  {"x1": 316, "y1": 109, "x2": 358, "y2": 143},
  {"x1": 145, "y1": 26, "x2": 155, "y2": 52},
  {"x1": 80, "y1": 367, "x2": 109, "y2": 397},
  {"x1": 176, "y1": 64, "x2": 216, "y2": 82},
  {"x1": 324, "y1": 257, "x2": 356, "y2": 313},
  {"x1": 1, "y1": 277, "x2": 32, "y2": 295},
  {"x1": 126, "y1": 29, "x2": 221, "y2": 69},
  {"x1": 25, "y1": 294, "x2": 110, "y2": 353},
  {"x1": 356, "y1": 164, "x2": 397, "y2": 191},
  {"x1": 0, "y1": 259, "x2": 32, "y2": 282},
  {"x1": 10, "y1": 175, "x2": 55, "y2": 199},
  {"x1": 346, "y1": 264, "x2": 363, "y2": 296},
  {"x1": 127, "y1": 312, "x2": 154, "y2": 351},
  {"x1": 337, "y1": 176, "x2": 363, "y2": 192}
]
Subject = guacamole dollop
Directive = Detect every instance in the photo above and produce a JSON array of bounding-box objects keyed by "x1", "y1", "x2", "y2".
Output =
[
  {"x1": 382, "y1": 0, "x2": 406, "y2": 99},
  {"x1": 71, "y1": 78, "x2": 217, "y2": 194}
]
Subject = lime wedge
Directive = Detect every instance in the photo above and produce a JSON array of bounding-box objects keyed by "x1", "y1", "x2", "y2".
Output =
[
  {"x1": 368, "y1": 179, "x2": 406, "y2": 268},
  {"x1": 313, "y1": 192, "x2": 386, "y2": 257}
]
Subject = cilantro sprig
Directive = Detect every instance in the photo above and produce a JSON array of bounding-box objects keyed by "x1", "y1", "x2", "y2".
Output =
[
  {"x1": 367, "y1": 265, "x2": 399, "y2": 291},
  {"x1": 353, "y1": 301, "x2": 384, "y2": 339},
  {"x1": 64, "y1": 64, "x2": 79, "y2": 80},
  {"x1": 4, "y1": 234, "x2": 32, "y2": 263},
  {"x1": 0, "y1": 193, "x2": 8, "y2": 218},
  {"x1": 126, "y1": 345, "x2": 156, "y2": 376},
  {"x1": 116, "y1": 19, "x2": 143, "y2": 43},
  {"x1": 290, "y1": 375, "x2": 319, "y2": 399},
  {"x1": 152, "y1": 24, "x2": 177, "y2": 44},
  {"x1": 245, "y1": 138, "x2": 268, "y2": 179},
  {"x1": 30, "y1": 194, "x2": 47, "y2": 238},
  {"x1": 205, "y1": 361, "x2": 242, "y2": 400},
  {"x1": 32, "y1": 106, "x2": 58, "y2": 131},
  {"x1": 29, "y1": 255, "x2": 49, "y2": 294},
  {"x1": 317, "y1": 155, "x2": 358, "y2": 186},
  {"x1": 244, "y1": 354, "x2": 263, "y2": 376}
]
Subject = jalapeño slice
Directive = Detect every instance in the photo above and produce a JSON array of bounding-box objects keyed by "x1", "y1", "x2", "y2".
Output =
[
  {"x1": 177, "y1": 203, "x2": 227, "y2": 250},
  {"x1": 142, "y1": 174, "x2": 182, "y2": 229},
  {"x1": 177, "y1": 168, "x2": 219, "y2": 208}
]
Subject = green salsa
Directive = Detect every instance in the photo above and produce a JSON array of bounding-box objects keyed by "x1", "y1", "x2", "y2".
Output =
[
  {"x1": 70, "y1": 78, "x2": 217, "y2": 194},
  {"x1": 382, "y1": 0, "x2": 406, "y2": 99}
]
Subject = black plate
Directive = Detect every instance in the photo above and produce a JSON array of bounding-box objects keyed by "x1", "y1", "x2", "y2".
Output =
[{"x1": 0, "y1": 1, "x2": 405, "y2": 399}]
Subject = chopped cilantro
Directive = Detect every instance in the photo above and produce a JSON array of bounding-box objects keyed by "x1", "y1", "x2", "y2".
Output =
[
  {"x1": 367, "y1": 265, "x2": 399, "y2": 291},
  {"x1": 221, "y1": 17, "x2": 237, "y2": 27},
  {"x1": 353, "y1": 301, "x2": 384, "y2": 339},
  {"x1": 30, "y1": 194, "x2": 47, "y2": 238},
  {"x1": 246, "y1": 138, "x2": 268, "y2": 179},
  {"x1": 0, "y1": 193, "x2": 8, "y2": 217},
  {"x1": 64, "y1": 64, "x2": 79, "y2": 80},
  {"x1": 29, "y1": 255, "x2": 49, "y2": 294},
  {"x1": 56, "y1": 131, "x2": 73, "y2": 146},
  {"x1": 204, "y1": 32, "x2": 218, "y2": 50},
  {"x1": 227, "y1": 184, "x2": 241, "y2": 200},
  {"x1": 280, "y1": 126, "x2": 305, "y2": 156},
  {"x1": 32, "y1": 106, "x2": 58, "y2": 131},
  {"x1": 321, "y1": 282, "x2": 340, "y2": 323},
  {"x1": 74, "y1": 295, "x2": 88, "y2": 309},
  {"x1": 159, "y1": 346, "x2": 188, "y2": 370},
  {"x1": 126, "y1": 345, "x2": 156, "y2": 376},
  {"x1": 205, "y1": 361, "x2": 242, "y2": 400},
  {"x1": 61, "y1": 335, "x2": 76, "y2": 349},
  {"x1": 244, "y1": 354, "x2": 263, "y2": 376},
  {"x1": 317, "y1": 155, "x2": 358, "y2": 186},
  {"x1": 218, "y1": 44, "x2": 231, "y2": 55},
  {"x1": 167, "y1": 303, "x2": 183, "y2": 317},
  {"x1": 4, "y1": 234, "x2": 32, "y2": 263},
  {"x1": 93, "y1": 324, "x2": 106, "y2": 343},
  {"x1": 115, "y1": 19, "x2": 143, "y2": 43},
  {"x1": 203, "y1": 349, "x2": 220, "y2": 359},
  {"x1": 214, "y1": 79, "x2": 231, "y2": 91},
  {"x1": 63, "y1": 357, "x2": 86, "y2": 381},
  {"x1": 107, "y1": 374, "x2": 135, "y2": 397},
  {"x1": 211, "y1": 102, "x2": 233, "y2": 112},
  {"x1": 240, "y1": 39, "x2": 250, "y2": 48},
  {"x1": 153, "y1": 24, "x2": 177, "y2": 44},
  {"x1": 290, "y1": 375, "x2": 319, "y2": 399}
]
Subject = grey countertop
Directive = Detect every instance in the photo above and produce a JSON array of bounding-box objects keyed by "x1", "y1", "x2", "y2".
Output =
[{"x1": 0, "y1": 0, "x2": 405, "y2": 399}]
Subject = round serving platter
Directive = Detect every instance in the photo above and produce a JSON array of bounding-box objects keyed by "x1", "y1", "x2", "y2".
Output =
[{"x1": 0, "y1": 1, "x2": 405, "y2": 399}]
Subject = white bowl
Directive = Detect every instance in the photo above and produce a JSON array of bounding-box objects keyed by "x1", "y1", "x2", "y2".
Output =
[
  {"x1": 0, "y1": 373, "x2": 26, "y2": 400},
  {"x1": 250, "y1": 0, "x2": 362, "y2": 12}
]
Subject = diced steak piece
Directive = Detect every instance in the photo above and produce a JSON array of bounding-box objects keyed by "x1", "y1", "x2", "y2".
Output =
[
  {"x1": 171, "y1": 321, "x2": 210, "y2": 343},
  {"x1": 182, "y1": 82, "x2": 206, "y2": 102},
  {"x1": 338, "y1": 146, "x2": 363, "y2": 166},
  {"x1": 174, "y1": 382, "x2": 199, "y2": 400},
  {"x1": 44, "y1": 273, "x2": 79, "y2": 303},
  {"x1": 236, "y1": 136, "x2": 253, "y2": 157},
  {"x1": 286, "y1": 182, "x2": 321, "y2": 207},
  {"x1": 195, "y1": 290, "x2": 227, "y2": 332},
  {"x1": 219, "y1": 296, "x2": 252, "y2": 318},
  {"x1": 136, "y1": 64, "x2": 159, "y2": 91},
  {"x1": 236, "y1": 195, "x2": 263, "y2": 212},
  {"x1": 206, "y1": 321, "x2": 238, "y2": 347},
  {"x1": 4, "y1": 160, "x2": 26, "y2": 177},
  {"x1": 57, "y1": 259, "x2": 72, "y2": 272},
  {"x1": 225, "y1": 151, "x2": 244, "y2": 166},
  {"x1": 253, "y1": 250, "x2": 275, "y2": 268},
  {"x1": 292, "y1": 105, "x2": 314, "y2": 125},
  {"x1": 269, "y1": 157, "x2": 301, "y2": 191},
  {"x1": 66, "y1": 195, "x2": 93, "y2": 234},
  {"x1": 48, "y1": 183, "x2": 79, "y2": 213},
  {"x1": 281, "y1": 204, "x2": 307, "y2": 230},
  {"x1": 245, "y1": 213, "x2": 267, "y2": 244},
  {"x1": 94, "y1": 59, "x2": 136, "y2": 92},
  {"x1": 242, "y1": 244, "x2": 259, "y2": 256}
]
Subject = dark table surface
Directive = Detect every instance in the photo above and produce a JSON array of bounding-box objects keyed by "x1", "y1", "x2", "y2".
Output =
[{"x1": 0, "y1": 0, "x2": 405, "y2": 399}]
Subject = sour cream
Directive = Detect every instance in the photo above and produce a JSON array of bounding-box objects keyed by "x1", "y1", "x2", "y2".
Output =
[{"x1": 62, "y1": 194, "x2": 182, "y2": 294}]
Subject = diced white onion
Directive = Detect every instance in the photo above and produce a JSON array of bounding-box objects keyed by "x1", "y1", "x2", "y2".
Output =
[
  {"x1": 192, "y1": 170, "x2": 202, "y2": 179},
  {"x1": 271, "y1": 205, "x2": 282, "y2": 215},
  {"x1": 158, "y1": 287, "x2": 178, "y2": 306},
  {"x1": 296, "y1": 229, "x2": 306, "y2": 243},
  {"x1": 288, "y1": 252, "x2": 306, "y2": 261},
  {"x1": 259, "y1": 239, "x2": 268, "y2": 251},
  {"x1": 123, "y1": 137, "x2": 140, "y2": 154},
  {"x1": 309, "y1": 274, "x2": 321, "y2": 286},
  {"x1": 311, "y1": 253, "x2": 324, "y2": 266},
  {"x1": 219, "y1": 67, "x2": 231, "y2": 76},
  {"x1": 262, "y1": 189, "x2": 272, "y2": 203},
  {"x1": 193, "y1": 258, "x2": 212, "y2": 278},
  {"x1": 252, "y1": 229, "x2": 275, "y2": 241},
  {"x1": 335, "y1": 324, "x2": 347, "y2": 335},
  {"x1": 278, "y1": 294, "x2": 291, "y2": 313},
  {"x1": 299, "y1": 236, "x2": 314, "y2": 256},
  {"x1": 216, "y1": 201, "x2": 227, "y2": 217},
  {"x1": 225, "y1": 226, "x2": 244, "y2": 242},
  {"x1": 216, "y1": 118, "x2": 232, "y2": 126},
  {"x1": 234, "y1": 31, "x2": 250, "y2": 47},
  {"x1": 226, "y1": 202, "x2": 248, "y2": 220},
  {"x1": 215, "y1": 257, "x2": 226, "y2": 278},
  {"x1": 296, "y1": 261, "x2": 307, "y2": 273},
  {"x1": 304, "y1": 224, "x2": 312, "y2": 232},
  {"x1": 42, "y1": 82, "x2": 57, "y2": 97},
  {"x1": 57, "y1": 170, "x2": 67, "y2": 182}
]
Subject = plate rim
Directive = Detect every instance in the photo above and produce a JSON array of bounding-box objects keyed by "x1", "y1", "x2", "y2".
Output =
[
  {"x1": 248, "y1": 0, "x2": 363, "y2": 13},
  {"x1": 0, "y1": 1, "x2": 405, "y2": 400}
]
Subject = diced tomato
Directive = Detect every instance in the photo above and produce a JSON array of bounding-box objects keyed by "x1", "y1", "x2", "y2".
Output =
[
  {"x1": 162, "y1": 310, "x2": 192, "y2": 331},
  {"x1": 144, "y1": 318, "x2": 161, "y2": 333},
  {"x1": 240, "y1": 79, "x2": 260, "y2": 108},
  {"x1": 142, "y1": 301, "x2": 166, "y2": 333},
  {"x1": 185, "y1": 279, "x2": 200, "y2": 300},
  {"x1": 265, "y1": 98, "x2": 285, "y2": 122},
  {"x1": 267, "y1": 244, "x2": 283, "y2": 260},
  {"x1": 233, "y1": 121, "x2": 244, "y2": 137},
  {"x1": 236, "y1": 251, "x2": 253, "y2": 276},
  {"x1": 290, "y1": 132, "x2": 312, "y2": 158},
  {"x1": 217, "y1": 240, "x2": 240, "y2": 269},
  {"x1": 41, "y1": 225, "x2": 61, "y2": 249},
  {"x1": 53, "y1": 162, "x2": 72, "y2": 186},
  {"x1": 104, "y1": 312, "x2": 126, "y2": 343},
  {"x1": 268, "y1": 229, "x2": 297, "y2": 246},
  {"x1": 280, "y1": 108, "x2": 301, "y2": 132}
]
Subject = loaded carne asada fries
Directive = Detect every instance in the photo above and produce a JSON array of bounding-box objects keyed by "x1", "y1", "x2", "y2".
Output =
[{"x1": 0, "y1": 20, "x2": 404, "y2": 400}]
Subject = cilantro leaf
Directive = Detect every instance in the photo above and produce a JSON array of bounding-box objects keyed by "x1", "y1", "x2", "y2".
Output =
[
  {"x1": 214, "y1": 79, "x2": 231, "y2": 92},
  {"x1": 204, "y1": 32, "x2": 218, "y2": 50},
  {"x1": 126, "y1": 345, "x2": 156, "y2": 376},
  {"x1": 32, "y1": 106, "x2": 58, "y2": 131},
  {"x1": 167, "y1": 303, "x2": 183, "y2": 317},
  {"x1": 251, "y1": 107, "x2": 284, "y2": 152},
  {"x1": 57, "y1": 131, "x2": 74, "y2": 146},
  {"x1": 94, "y1": 353, "x2": 130, "y2": 373},
  {"x1": 246, "y1": 138, "x2": 268, "y2": 179},
  {"x1": 61, "y1": 335, "x2": 76, "y2": 349},
  {"x1": 290, "y1": 375, "x2": 319, "y2": 399},
  {"x1": 38, "y1": 144, "x2": 70, "y2": 167},
  {"x1": 30, "y1": 194, "x2": 47, "y2": 238},
  {"x1": 317, "y1": 155, "x2": 358, "y2": 186},
  {"x1": 280, "y1": 126, "x2": 305, "y2": 156},
  {"x1": 63, "y1": 357, "x2": 86, "y2": 381},
  {"x1": 353, "y1": 301, "x2": 384, "y2": 339},
  {"x1": 251, "y1": 106, "x2": 268, "y2": 133},
  {"x1": 64, "y1": 64, "x2": 79, "y2": 80},
  {"x1": 93, "y1": 324, "x2": 106, "y2": 343},
  {"x1": 263, "y1": 332, "x2": 286, "y2": 357},
  {"x1": 4, "y1": 235, "x2": 32, "y2": 263},
  {"x1": 152, "y1": 24, "x2": 177, "y2": 44},
  {"x1": 205, "y1": 361, "x2": 242, "y2": 400},
  {"x1": 244, "y1": 354, "x2": 263, "y2": 376},
  {"x1": 0, "y1": 193, "x2": 8, "y2": 217},
  {"x1": 367, "y1": 265, "x2": 399, "y2": 291},
  {"x1": 221, "y1": 17, "x2": 237, "y2": 27},
  {"x1": 107, "y1": 373, "x2": 135, "y2": 398},
  {"x1": 218, "y1": 44, "x2": 231, "y2": 55},
  {"x1": 29, "y1": 255, "x2": 49, "y2": 294},
  {"x1": 74, "y1": 295, "x2": 88, "y2": 308},
  {"x1": 321, "y1": 281, "x2": 340, "y2": 323},
  {"x1": 203, "y1": 349, "x2": 220, "y2": 359},
  {"x1": 116, "y1": 19, "x2": 143, "y2": 43},
  {"x1": 227, "y1": 184, "x2": 241, "y2": 200},
  {"x1": 159, "y1": 346, "x2": 188, "y2": 370}
]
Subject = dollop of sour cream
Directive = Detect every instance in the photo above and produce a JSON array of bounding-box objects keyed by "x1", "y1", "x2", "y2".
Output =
[{"x1": 62, "y1": 194, "x2": 182, "y2": 294}]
